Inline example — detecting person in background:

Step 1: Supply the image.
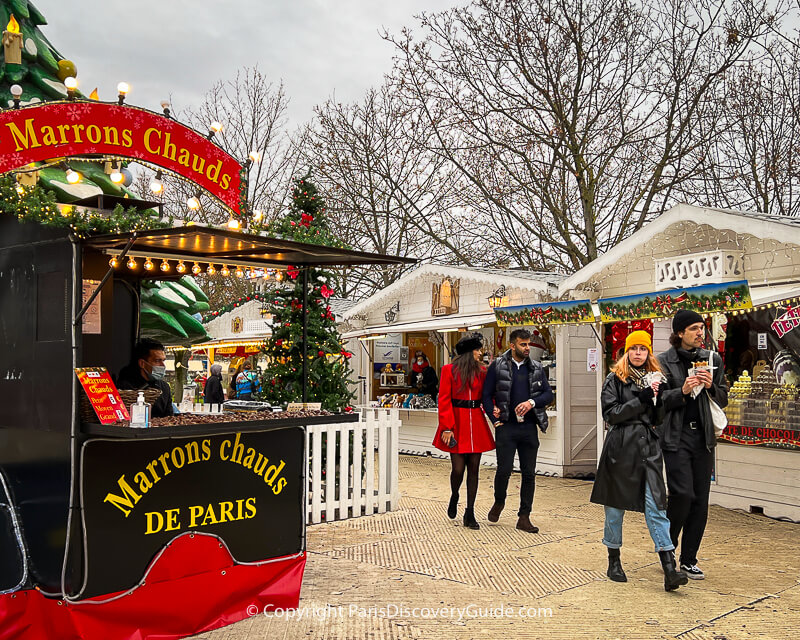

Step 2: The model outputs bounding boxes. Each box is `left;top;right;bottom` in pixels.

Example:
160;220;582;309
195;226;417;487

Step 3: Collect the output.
412;350;439;398
433;334;494;530
482;329;552;533
117;338;174;417
228;363;242;400
203;364;225;405
658;310;728;581
590;330;689;591
235;361;261;400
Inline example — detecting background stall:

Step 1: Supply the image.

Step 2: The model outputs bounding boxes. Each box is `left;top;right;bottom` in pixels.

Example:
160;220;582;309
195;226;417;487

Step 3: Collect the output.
558;203;800;520
341;265;596;477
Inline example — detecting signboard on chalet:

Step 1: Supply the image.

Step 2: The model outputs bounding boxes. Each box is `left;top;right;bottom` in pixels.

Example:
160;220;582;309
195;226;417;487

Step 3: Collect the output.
431;277;459;317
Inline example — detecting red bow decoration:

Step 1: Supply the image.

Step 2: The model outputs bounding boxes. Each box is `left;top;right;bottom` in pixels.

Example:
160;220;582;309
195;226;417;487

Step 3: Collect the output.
320;285;334;299
287;266;299;280
300;213;314;228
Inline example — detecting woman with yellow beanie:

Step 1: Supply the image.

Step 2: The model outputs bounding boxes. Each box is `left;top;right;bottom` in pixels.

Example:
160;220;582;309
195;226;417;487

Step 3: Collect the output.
590;330;689;592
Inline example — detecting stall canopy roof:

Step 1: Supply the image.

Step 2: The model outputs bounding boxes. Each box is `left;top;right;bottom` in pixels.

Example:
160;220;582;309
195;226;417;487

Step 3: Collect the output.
85;226;417;268
342;313;497;339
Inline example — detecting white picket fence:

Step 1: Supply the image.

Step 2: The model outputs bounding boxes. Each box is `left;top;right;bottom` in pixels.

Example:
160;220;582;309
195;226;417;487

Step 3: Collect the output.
306;409;400;524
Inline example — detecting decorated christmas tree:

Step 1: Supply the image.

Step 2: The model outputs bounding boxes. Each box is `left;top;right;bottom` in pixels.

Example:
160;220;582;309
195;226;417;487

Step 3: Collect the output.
0;0;75;105
258;177;354;411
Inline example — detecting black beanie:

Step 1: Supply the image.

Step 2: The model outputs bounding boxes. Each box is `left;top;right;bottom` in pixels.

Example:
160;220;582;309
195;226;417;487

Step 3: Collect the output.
672;309;704;334
455;333;483;355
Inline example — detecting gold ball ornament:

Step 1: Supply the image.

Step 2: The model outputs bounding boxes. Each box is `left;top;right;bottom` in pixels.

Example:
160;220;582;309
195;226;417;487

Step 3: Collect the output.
57;60;78;82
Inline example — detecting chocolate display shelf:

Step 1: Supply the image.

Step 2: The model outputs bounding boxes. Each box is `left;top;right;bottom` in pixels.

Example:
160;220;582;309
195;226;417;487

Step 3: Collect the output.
81;411;358;439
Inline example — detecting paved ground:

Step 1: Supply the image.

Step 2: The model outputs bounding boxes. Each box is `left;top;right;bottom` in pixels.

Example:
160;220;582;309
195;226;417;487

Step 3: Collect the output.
194;454;800;639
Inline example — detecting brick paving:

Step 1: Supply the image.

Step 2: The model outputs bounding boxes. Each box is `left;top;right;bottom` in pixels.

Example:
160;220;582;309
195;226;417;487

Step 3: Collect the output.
193;455;800;639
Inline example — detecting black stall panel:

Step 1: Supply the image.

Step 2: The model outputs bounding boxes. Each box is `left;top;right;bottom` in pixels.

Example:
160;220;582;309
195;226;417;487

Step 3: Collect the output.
0;217;74;592
78;426;305;598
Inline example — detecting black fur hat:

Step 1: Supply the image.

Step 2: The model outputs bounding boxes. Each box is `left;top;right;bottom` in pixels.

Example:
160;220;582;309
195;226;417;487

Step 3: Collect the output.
455;333;483;355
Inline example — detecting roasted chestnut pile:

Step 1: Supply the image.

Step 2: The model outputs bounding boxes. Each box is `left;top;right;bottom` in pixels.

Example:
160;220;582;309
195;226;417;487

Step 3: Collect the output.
150;409;332;427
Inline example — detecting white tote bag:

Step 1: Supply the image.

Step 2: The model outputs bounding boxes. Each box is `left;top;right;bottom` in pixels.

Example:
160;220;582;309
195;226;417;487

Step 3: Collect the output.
706;390;728;437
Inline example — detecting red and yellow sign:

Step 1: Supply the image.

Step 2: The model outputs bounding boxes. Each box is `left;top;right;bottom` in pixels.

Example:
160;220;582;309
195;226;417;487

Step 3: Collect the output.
75;367;130;424
0;102;244;213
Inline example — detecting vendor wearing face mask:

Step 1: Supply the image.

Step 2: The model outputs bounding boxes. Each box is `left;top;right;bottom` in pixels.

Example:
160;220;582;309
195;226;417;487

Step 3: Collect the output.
117;338;175;417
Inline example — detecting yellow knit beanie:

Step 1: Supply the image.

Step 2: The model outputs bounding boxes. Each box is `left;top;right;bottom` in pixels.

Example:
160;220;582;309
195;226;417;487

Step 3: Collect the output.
624;330;652;353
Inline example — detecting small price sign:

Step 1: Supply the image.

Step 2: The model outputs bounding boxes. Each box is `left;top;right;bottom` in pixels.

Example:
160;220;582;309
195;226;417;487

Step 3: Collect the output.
75;367;130;424
287;402;323;412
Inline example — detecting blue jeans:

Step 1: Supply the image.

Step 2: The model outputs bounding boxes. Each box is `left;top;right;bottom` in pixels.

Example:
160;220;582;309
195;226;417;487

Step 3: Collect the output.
603;483;675;552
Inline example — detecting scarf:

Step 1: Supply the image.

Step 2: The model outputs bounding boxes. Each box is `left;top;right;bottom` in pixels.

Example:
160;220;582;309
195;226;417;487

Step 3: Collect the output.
676;347;698;364
629;365;649;389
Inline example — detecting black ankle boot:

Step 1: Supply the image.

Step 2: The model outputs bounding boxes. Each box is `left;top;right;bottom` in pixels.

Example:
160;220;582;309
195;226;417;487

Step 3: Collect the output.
463;508;480;530
659;550;689;591
606;548;627;582
447;494;458;519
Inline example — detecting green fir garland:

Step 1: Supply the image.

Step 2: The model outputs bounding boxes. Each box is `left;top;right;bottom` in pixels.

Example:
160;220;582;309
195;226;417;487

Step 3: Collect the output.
0;175;167;238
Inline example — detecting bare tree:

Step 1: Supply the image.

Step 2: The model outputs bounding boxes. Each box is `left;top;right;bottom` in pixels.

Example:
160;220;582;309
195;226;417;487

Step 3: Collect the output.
387;0;780;272
134;67;302;228
686;45;800;216
307;85;490;297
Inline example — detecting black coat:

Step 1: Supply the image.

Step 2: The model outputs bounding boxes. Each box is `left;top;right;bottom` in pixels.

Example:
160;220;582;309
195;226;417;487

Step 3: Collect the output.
590;372;668;513
413;365;439;397
657;348;729;452
203;374;225;404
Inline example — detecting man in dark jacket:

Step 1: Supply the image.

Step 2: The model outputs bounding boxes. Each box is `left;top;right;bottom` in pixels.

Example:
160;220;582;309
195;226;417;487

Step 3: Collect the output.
482;328;553;533
117;338;174;418
657;310;728;581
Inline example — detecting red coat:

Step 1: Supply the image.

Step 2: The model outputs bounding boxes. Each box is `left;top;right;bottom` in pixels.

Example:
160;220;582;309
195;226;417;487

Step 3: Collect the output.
433;364;495;454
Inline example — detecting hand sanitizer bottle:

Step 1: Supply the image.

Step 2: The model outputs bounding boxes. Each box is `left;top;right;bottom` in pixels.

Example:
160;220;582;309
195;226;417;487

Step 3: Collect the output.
130;391;151;428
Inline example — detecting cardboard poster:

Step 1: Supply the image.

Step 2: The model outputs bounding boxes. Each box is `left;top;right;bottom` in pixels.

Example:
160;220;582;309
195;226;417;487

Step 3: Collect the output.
82;279;102;334
75;367;130;424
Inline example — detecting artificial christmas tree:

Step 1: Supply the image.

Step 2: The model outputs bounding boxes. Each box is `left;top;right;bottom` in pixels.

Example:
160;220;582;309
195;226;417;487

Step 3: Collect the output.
259;177;355;411
0;0;140;202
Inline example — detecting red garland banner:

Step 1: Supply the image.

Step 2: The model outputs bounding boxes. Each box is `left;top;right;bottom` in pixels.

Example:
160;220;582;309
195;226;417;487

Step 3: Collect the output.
0;102;244;214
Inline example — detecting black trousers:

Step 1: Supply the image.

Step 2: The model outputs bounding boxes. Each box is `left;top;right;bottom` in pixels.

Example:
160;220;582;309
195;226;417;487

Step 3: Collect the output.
493;422;539;516
663;426;714;566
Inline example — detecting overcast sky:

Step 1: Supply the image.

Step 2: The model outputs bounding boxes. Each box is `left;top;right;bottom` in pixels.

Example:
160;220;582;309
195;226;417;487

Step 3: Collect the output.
33;0;459;127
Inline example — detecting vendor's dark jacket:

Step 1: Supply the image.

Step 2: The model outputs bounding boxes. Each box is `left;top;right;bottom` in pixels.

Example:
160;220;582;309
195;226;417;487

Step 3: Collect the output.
413;365;439;397
116;364;174;418
203;373;225;405
482;349;552;431
657;348;728;452
590;372;667;512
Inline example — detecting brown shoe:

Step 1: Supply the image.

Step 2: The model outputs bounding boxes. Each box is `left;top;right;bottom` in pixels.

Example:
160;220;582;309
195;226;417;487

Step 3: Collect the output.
516;515;539;533
487;502;504;522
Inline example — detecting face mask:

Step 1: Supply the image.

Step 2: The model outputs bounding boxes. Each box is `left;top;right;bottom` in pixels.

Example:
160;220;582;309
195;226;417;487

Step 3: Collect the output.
149;365;166;381
417;359;424;365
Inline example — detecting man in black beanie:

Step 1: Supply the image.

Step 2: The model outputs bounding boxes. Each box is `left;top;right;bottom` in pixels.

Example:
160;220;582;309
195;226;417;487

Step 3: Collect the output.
657;309;728;581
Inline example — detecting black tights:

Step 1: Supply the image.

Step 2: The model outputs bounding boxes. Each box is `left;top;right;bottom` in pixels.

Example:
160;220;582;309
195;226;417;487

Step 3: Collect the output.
450;453;482;509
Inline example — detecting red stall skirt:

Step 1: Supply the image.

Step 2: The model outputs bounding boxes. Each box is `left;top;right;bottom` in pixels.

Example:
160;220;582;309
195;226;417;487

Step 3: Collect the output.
0;534;306;640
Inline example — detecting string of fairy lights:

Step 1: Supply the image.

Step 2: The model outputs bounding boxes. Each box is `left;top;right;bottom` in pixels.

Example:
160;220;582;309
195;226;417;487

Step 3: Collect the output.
106;253;287;281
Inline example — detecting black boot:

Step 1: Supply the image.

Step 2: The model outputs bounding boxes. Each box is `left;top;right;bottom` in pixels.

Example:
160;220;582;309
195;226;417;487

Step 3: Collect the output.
606;548;627;582
447;494;458;519
659;550;689;591
463;508;480;530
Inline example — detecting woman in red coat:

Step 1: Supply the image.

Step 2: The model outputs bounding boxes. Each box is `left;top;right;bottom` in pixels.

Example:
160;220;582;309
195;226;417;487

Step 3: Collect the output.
433;333;495;530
